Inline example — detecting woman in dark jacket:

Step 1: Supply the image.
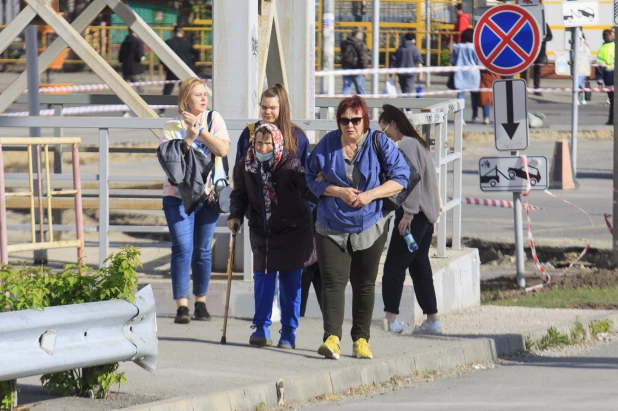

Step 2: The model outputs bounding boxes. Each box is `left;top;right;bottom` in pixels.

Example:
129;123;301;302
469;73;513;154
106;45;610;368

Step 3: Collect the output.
228;123;317;349
237;84;320;320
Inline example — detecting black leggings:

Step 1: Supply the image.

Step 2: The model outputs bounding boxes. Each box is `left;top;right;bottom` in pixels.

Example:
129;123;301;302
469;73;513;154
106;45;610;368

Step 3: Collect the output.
382;210;437;315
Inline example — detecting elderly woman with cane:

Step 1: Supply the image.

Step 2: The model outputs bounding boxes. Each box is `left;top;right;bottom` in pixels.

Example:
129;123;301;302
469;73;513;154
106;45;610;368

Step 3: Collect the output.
227;123;317;349
306;96;409;360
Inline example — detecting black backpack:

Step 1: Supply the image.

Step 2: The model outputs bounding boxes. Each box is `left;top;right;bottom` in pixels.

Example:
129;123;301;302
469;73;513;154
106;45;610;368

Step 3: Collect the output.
341;39;359;68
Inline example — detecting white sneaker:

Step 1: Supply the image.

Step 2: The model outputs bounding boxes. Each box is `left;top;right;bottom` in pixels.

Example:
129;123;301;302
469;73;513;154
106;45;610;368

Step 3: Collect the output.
413;319;443;335
271;299;281;323
122;112;131;118
388;319;405;334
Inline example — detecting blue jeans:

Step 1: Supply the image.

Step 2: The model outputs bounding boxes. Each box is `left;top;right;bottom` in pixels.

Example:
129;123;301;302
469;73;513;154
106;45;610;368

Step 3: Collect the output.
342;75;366;95
162;196;219;300
253;269;302;330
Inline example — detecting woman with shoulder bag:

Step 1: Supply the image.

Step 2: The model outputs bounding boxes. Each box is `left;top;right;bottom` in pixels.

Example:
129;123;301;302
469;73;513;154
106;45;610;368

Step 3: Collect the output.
379;104;442;335
306;96;409;360
227;123;317;349
158;77;230;325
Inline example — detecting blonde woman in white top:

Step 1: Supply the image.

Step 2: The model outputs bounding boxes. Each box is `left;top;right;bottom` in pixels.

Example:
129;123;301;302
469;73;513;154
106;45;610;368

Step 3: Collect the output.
379;104;442;335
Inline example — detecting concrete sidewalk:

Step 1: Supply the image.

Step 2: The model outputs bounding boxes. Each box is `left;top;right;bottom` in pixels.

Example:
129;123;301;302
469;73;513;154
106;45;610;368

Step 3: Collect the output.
18;306;618;411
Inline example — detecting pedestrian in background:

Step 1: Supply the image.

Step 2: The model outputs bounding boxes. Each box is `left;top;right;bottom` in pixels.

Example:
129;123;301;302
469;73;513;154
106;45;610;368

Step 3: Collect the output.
390;32;424;95
471;70;499;124
379;104;442;335
228;123;317;349
450;28;480;123
530;24;552;96
236;84;319;321
158;78;230;324
306;96;409;360
596;29;615;125
160;26;193;114
118;30;145;94
340;28;370;95
454;4;470;43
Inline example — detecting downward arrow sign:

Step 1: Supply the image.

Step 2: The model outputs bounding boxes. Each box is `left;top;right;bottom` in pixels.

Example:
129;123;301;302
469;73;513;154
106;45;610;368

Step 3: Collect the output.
502;80;519;140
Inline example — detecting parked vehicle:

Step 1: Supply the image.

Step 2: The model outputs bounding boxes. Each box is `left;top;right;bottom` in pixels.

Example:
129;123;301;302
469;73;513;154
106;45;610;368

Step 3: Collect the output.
508;165;541;185
481;167;500;187
578;7;595;20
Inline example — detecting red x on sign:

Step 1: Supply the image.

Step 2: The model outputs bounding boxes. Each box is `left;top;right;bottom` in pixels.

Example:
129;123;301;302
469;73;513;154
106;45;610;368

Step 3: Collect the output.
474;5;541;76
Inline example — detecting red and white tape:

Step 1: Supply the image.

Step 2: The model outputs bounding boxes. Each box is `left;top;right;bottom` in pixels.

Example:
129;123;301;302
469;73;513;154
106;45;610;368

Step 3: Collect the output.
2;104;177;117
605;213;613;235
317;86;614;99
522;155;595;292
460;196;544;211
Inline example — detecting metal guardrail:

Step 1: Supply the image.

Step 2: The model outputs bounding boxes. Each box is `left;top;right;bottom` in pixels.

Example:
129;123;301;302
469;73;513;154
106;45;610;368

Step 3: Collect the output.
0;284;158;381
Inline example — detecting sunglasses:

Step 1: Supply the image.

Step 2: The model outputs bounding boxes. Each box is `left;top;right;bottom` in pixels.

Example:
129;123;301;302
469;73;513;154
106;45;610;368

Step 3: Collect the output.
338;117;362;126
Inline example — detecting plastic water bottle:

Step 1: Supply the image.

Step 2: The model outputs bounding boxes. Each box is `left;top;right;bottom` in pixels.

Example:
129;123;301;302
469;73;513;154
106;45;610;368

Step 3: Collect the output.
416;86;423;99
403;229;419;253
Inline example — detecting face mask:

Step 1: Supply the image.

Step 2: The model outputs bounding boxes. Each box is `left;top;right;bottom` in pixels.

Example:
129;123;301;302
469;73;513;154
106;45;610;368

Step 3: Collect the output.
255;150;275;163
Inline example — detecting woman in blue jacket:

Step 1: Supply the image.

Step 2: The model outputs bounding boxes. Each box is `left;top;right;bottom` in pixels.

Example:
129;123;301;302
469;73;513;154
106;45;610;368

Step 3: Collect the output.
306;96;409;360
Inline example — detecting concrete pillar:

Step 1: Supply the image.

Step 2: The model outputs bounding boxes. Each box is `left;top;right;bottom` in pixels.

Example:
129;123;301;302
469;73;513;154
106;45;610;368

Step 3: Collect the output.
212;0;259;278
277;0;315;133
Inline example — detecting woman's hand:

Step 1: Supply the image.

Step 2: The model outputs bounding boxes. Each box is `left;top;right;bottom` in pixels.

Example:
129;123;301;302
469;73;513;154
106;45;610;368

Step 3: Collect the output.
227;218;241;234
315;172;325;182
181;111;200;136
338;187;361;207
398;215;412;236
350;191;373;208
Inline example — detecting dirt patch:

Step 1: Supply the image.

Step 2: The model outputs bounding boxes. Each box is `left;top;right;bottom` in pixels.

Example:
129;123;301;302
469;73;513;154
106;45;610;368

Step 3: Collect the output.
471;238;618;309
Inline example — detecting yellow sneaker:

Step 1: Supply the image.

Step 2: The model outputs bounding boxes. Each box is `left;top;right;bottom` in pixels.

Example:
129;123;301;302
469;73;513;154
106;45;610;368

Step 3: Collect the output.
353;338;373;359
317;335;340;360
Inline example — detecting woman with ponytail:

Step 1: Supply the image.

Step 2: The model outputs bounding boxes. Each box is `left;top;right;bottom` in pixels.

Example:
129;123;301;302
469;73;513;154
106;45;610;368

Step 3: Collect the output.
378;104;443;336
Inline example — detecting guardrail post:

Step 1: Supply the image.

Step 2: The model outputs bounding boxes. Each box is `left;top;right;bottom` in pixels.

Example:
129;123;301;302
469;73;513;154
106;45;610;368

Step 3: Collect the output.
452;107;463;249
99;128;109;267
435;116;447;257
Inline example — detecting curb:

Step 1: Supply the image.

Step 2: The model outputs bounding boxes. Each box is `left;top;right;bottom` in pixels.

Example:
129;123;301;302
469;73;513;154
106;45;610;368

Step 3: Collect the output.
121;313;618;411
121;338;496;411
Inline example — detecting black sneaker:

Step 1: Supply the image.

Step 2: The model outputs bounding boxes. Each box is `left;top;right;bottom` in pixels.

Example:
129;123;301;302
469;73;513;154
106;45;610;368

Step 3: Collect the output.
174;306;191;324
193;302;211;321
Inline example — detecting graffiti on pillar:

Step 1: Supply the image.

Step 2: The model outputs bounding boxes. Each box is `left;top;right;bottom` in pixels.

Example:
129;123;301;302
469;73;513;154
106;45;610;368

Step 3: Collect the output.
251;36;258;58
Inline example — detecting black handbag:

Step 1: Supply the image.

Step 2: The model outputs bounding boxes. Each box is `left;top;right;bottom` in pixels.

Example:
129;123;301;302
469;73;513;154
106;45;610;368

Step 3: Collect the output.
371;131;421;212
584;80;592;101
209;178;232;214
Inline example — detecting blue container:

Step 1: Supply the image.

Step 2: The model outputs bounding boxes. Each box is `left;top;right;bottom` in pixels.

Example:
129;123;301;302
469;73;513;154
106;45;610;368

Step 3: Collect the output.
416;86;423;99
403;229;419;253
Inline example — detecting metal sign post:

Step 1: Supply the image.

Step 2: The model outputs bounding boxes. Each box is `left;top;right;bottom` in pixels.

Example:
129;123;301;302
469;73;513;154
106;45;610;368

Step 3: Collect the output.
474;4;543;288
570;26;580;179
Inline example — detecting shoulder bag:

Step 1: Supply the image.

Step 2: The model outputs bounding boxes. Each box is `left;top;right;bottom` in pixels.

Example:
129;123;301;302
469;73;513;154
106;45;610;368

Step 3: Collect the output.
371;130;421;212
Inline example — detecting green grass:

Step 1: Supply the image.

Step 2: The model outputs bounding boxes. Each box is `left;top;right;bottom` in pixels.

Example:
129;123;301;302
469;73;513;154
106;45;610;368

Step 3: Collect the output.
589;319;613;335
484;286;618;309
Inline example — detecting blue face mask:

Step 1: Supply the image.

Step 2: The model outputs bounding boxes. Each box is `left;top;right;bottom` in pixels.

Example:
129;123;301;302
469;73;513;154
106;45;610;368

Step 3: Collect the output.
255;150;275;163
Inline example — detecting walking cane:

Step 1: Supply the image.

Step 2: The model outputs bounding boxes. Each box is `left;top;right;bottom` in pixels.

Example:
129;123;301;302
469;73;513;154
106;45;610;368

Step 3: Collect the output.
221;223;239;345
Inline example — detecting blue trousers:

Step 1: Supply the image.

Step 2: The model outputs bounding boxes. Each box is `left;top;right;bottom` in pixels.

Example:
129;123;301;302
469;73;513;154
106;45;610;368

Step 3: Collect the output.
342;75;366;95
162;196;219;299
253;270;302;330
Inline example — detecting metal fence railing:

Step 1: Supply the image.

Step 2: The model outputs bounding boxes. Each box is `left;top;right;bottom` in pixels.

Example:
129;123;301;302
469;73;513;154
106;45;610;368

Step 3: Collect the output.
0;101;462;277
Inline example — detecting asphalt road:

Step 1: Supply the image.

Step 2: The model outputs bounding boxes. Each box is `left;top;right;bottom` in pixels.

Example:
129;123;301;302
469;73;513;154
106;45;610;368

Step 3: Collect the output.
302;341;618;411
